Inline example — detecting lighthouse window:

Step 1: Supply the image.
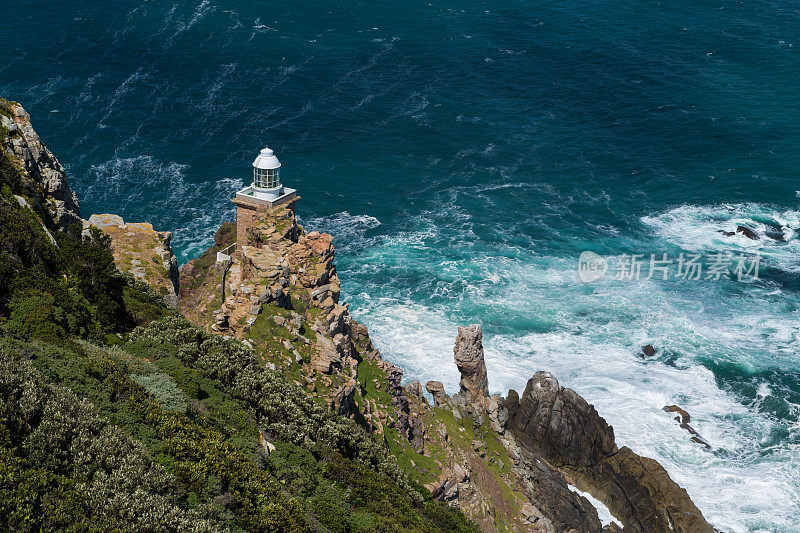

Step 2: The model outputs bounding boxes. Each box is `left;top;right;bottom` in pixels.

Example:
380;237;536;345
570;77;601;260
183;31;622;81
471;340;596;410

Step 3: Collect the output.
254;168;281;189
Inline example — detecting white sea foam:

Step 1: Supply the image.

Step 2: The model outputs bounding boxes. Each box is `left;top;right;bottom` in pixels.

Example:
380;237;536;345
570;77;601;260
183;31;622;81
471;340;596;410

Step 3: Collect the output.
304;212;381;253
333;201;800;532
642;203;800;273
568;484;622;529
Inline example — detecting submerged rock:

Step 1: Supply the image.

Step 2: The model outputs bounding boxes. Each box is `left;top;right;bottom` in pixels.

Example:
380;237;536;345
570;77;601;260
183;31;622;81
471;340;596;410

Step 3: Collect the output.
663;405;711;449
735;225;759;240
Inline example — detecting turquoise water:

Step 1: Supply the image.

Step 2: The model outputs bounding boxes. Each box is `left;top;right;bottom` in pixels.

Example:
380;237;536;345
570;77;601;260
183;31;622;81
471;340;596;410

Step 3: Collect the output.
3;1;800;530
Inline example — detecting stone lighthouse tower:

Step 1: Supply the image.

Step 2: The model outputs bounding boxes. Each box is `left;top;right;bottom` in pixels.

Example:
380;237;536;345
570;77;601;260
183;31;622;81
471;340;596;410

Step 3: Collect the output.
232;145;298;251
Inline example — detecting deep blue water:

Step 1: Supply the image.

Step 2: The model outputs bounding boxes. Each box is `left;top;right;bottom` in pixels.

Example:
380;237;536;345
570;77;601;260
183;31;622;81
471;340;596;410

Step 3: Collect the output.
3;1;800;530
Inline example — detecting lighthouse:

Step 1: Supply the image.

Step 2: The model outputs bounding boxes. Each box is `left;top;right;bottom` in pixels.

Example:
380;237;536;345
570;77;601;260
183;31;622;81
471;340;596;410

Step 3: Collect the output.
232;145;298;251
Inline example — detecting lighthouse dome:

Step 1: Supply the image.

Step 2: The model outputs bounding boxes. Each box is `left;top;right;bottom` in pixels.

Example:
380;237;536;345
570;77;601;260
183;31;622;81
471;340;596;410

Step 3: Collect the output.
252;146;282;191
252;146;281;170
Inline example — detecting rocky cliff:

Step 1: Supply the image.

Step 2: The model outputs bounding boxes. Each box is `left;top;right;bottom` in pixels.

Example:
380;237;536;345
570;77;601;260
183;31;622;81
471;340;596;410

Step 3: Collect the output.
0;98;81;232
83;213;180;306
505;372;712;532
177;205;714;533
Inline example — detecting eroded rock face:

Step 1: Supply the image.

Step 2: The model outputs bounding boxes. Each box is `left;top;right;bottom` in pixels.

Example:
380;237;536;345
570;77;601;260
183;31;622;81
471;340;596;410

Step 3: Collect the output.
331;379;357;417
0;100;81;231
312;333;342;373
454;324;489;402
404;379;424;402
506;372;713;533
425;381;449;407
509;372;616;468
510;444;604;533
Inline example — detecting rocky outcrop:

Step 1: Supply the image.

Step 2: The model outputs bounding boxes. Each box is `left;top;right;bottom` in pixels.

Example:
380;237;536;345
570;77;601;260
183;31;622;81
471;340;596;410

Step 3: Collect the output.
663;405;711;449
180;198;715;533
0;99;81;231
404;379;425;402
506;372;713;533
454;324;489;402
425;381;449;407
426;463;469;503
84;214;180;306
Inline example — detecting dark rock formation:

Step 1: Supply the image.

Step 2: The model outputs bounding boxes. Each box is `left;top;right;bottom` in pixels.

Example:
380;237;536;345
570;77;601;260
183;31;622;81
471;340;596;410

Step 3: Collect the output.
641;344;656;357
735;225;759;240
510;444;604;532
663;405;711;449
765;230;786;241
507;372;713;533
454;324;489;402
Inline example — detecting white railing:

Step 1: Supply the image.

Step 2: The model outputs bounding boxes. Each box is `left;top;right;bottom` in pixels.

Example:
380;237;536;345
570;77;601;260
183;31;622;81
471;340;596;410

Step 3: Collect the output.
216;242;236;262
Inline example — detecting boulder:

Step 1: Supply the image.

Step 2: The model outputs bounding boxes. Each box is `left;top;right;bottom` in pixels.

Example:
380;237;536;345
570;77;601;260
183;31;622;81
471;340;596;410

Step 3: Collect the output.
641;344;656;357
425;381;449;407
453;324;489;402
403;379;425;402
735;225;759;240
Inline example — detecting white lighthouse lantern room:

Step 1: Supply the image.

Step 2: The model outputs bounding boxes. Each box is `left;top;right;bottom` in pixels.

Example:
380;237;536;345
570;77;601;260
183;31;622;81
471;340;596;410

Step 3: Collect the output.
252;146;282;193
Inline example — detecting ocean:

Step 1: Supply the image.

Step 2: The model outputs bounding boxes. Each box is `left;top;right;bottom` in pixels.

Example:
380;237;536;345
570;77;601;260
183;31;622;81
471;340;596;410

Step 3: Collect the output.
2;1;799;530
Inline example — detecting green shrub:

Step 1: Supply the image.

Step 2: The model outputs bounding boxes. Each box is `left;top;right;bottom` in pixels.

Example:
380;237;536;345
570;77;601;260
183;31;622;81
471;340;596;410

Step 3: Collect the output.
5;283;97;341
133;372;187;413
0;342;228;532
129;317;416;498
